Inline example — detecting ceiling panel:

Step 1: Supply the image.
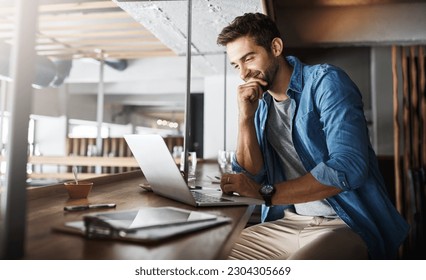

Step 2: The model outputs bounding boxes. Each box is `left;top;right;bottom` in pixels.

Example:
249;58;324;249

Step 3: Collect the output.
0;0;176;60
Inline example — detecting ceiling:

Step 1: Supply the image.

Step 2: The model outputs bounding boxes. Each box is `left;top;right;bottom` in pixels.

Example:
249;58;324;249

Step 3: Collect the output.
0;0;176;60
1;0;424;61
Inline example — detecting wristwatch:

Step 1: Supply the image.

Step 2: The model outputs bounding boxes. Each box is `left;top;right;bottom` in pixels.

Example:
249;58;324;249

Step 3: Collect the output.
259;184;276;206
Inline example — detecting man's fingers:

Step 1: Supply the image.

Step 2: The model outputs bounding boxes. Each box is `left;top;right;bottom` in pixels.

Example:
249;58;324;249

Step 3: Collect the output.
238;83;263;101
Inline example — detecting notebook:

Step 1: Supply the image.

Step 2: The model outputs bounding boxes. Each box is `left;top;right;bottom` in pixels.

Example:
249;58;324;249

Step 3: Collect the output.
124;134;263;207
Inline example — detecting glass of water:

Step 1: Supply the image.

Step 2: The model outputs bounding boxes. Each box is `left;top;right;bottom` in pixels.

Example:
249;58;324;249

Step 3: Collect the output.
180;151;197;184
217;150;235;174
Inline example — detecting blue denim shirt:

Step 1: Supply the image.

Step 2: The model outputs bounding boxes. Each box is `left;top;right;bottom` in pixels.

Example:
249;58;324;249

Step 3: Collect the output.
232;56;409;259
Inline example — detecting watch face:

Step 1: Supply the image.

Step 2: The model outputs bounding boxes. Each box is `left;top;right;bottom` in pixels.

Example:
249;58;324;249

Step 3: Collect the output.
261;184;275;195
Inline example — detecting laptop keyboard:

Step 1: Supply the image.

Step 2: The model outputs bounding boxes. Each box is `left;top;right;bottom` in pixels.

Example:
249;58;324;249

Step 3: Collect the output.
191;191;232;203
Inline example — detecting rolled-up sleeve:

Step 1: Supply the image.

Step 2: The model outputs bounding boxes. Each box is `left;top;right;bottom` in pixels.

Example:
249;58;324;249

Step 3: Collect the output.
310;162;351;191
232;153;266;183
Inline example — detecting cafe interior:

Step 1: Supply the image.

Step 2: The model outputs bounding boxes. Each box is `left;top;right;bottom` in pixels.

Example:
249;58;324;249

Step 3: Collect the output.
0;0;425;260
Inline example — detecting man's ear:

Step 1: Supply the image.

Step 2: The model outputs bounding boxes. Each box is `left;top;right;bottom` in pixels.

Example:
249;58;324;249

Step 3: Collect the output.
271;38;283;57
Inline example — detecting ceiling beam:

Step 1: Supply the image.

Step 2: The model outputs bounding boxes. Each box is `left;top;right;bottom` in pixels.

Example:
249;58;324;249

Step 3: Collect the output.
0;0;176;60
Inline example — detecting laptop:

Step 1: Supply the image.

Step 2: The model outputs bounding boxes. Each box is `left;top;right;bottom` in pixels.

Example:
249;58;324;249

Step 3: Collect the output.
124;134;263;207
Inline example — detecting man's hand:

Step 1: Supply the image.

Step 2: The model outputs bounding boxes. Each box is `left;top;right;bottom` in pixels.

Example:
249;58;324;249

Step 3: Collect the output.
220;173;263;200
237;76;268;120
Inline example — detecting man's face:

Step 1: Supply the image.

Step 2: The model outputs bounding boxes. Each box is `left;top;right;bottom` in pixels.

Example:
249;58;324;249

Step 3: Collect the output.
227;36;279;91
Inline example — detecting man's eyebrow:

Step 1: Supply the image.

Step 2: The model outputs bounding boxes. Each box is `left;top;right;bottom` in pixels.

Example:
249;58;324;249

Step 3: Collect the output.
230;51;256;66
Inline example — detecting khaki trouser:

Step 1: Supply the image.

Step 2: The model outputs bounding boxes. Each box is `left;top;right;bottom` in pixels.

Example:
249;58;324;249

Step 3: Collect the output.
229;210;369;260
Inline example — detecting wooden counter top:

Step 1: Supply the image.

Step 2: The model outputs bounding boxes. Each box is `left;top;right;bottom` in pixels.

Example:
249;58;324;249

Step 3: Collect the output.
24;163;255;260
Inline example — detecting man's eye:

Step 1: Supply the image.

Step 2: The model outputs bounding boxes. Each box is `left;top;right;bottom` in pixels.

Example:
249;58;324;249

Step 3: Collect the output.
245;56;253;63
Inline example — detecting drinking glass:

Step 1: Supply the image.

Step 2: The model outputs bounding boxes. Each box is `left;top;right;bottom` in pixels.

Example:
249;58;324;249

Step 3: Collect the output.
180;151;197;184
172;145;183;161
217;150;235;174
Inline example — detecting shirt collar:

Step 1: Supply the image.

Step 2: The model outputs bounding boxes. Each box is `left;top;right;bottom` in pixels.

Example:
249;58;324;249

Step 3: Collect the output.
285;56;303;94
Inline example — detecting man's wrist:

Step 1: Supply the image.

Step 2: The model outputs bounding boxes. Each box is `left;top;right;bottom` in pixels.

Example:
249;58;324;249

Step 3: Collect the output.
259;183;276;207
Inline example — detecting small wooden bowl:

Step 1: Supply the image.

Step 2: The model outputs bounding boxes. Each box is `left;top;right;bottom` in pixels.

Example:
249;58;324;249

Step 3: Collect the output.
64;181;93;199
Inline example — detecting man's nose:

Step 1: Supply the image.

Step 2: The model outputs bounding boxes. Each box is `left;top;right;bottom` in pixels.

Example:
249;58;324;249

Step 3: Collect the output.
240;66;251;81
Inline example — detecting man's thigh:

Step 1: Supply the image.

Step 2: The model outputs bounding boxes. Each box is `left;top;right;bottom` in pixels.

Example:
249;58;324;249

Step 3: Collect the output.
228;213;313;259
289;216;368;259
228;212;368;260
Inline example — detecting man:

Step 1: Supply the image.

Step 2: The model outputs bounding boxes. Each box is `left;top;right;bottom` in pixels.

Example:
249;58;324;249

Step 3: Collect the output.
217;12;409;260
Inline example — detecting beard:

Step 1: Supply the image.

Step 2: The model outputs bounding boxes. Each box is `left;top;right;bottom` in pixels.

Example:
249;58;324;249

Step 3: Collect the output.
262;58;280;91
245;57;280;92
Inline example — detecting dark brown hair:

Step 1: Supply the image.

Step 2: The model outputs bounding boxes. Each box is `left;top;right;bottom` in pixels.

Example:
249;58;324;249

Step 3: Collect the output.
217;12;282;51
